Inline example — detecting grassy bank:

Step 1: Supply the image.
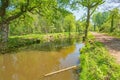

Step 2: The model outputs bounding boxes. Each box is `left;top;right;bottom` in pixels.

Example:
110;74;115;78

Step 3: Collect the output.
79;34;120;80
108;31;120;38
1;32;81;53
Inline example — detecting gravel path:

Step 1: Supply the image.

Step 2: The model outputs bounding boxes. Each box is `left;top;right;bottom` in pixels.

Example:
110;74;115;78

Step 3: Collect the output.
92;32;120;63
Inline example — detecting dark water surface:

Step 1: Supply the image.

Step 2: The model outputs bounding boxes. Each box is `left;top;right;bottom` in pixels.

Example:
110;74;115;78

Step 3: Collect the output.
0;39;84;80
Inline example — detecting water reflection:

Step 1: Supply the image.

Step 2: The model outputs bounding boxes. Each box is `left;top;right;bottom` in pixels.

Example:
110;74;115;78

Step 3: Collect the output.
21;38;80;51
0;38;84;80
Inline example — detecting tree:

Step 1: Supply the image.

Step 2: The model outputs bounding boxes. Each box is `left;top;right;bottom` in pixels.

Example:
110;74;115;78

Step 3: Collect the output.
110;8;119;32
57;0;105;41
0;0;57;48
52;8;72;33
77;0;104;41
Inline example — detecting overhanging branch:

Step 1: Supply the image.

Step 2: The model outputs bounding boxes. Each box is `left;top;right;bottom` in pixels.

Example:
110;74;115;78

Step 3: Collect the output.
0;6;37;24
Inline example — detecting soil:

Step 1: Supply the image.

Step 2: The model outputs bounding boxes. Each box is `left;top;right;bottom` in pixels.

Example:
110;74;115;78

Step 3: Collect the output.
92;32;120;63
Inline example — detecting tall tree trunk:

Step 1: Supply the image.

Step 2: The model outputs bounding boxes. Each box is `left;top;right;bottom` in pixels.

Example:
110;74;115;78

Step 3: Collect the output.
94;24;96;31
110;15;114;32
83;8;90;42
0;23;9;50
68;24;71;43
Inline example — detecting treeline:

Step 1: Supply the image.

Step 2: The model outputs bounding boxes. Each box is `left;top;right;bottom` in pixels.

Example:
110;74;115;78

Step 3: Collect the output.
92;8;120;33
9;10;83;35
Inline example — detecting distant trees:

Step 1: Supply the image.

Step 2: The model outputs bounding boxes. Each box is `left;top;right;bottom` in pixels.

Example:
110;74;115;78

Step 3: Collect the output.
92;8;120;33
110;8;120;32
9;9;77;35
92;12;109;31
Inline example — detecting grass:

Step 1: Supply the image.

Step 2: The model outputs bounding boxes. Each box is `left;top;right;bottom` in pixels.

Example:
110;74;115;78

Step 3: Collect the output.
79;33;120;80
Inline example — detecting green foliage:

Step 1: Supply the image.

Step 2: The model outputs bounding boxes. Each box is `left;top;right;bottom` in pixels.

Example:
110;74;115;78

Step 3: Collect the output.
8;0;57;35
92;8;120;33
76;0;105;42
0;0;57;21
64;14;76;32
76;20;85;33
9;13;78;35
109;31;120;38
92;12;109;31
80;35;120;80
9;6;78;35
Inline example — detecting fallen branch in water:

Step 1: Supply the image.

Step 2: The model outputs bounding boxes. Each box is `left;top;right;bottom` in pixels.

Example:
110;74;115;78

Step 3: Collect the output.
39;65;78;79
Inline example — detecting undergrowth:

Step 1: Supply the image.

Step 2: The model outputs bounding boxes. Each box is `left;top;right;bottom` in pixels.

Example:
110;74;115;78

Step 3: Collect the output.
109;31;120;38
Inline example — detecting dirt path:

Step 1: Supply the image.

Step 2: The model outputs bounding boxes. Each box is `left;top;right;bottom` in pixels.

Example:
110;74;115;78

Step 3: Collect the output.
92;32;120;63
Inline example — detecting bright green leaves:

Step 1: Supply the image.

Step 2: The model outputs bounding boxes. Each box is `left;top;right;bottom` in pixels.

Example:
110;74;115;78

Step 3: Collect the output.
64;14;76;32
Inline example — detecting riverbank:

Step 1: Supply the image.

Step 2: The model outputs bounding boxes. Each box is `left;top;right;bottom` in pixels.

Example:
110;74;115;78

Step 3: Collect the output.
79;34;120;80
0;35;83;80
0;32;82;54
92;32;120;63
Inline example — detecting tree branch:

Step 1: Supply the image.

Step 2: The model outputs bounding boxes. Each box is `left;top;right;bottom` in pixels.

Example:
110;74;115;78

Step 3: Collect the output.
0;6;36;24
90;1;105;8
90;6;97;16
